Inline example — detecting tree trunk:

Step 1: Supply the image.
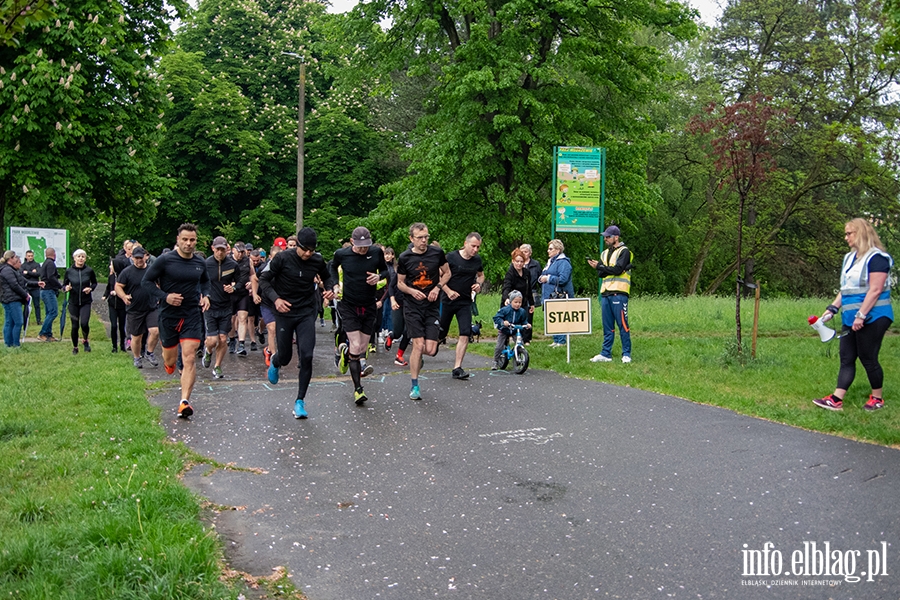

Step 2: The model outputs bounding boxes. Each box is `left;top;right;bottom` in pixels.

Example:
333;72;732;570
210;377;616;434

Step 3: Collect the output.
685;227;715;295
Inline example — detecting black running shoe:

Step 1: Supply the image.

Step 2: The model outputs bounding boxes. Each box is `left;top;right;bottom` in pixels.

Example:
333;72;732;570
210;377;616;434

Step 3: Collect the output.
452;367;470;380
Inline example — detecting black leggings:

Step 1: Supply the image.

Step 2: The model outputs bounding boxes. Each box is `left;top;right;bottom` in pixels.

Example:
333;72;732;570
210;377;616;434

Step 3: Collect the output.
108;304;127;349
390;307;410;352
69;303;91;347
837;316;892;391
273;311;317;400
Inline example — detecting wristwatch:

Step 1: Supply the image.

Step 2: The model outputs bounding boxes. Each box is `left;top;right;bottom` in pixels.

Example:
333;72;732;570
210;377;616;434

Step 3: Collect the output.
855;312;867;320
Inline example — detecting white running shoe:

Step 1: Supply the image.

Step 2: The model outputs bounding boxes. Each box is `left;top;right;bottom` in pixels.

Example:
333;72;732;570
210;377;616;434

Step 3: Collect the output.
590;354;613;362
622;356;632;363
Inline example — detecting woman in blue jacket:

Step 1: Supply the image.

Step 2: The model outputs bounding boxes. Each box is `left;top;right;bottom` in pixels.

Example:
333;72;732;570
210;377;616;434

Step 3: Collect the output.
538;239;574;347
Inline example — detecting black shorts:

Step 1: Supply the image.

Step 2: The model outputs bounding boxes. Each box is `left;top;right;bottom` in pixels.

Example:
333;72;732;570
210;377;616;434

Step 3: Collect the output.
205;309;232;336
158;310;204;348
439;298;473;337
247;299;261;319
337;302;378;336
402;300;441;341
126;309;158;338
232;293;251;313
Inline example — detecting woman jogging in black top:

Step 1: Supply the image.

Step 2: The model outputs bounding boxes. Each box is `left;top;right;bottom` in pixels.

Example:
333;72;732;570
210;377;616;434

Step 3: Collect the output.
63;249;98;354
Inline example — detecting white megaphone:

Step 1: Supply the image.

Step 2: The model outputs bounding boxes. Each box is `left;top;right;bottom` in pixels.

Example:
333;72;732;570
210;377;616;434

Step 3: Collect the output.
808;315;836;342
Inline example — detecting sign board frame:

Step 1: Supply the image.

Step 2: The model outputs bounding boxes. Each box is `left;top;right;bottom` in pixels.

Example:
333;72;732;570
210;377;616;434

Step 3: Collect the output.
6;227;70;268
543;297;593;336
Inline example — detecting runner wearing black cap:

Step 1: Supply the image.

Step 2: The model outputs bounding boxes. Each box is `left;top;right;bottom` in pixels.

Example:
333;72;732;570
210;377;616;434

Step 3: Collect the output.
329;226;388;406
203;236;239;379
259;227;335;419
115;247;160;368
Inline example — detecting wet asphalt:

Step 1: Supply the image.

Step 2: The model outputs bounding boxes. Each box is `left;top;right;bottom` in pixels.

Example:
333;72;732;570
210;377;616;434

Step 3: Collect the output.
97;298;900;599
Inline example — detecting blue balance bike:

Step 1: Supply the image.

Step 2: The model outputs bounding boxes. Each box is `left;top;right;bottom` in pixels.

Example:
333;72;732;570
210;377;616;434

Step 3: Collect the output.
497;325;530;374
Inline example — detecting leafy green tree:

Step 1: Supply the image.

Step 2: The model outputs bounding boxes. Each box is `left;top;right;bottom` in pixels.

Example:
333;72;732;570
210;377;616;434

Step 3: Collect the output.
148;0;401;251
657;0;900;297
1;0;54;47
0;0;185;253
351;0;698;287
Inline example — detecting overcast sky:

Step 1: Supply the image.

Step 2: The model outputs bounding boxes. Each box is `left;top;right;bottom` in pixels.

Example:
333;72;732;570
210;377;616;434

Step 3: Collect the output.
325;0;723;26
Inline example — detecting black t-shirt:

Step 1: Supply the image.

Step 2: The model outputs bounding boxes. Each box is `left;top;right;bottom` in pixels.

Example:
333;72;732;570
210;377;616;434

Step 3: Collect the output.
141;251;210;319
868;254;890;273
397;246;446;306
258;250;334;318
330;246;388;306
443;250;483;301
118;265;157;313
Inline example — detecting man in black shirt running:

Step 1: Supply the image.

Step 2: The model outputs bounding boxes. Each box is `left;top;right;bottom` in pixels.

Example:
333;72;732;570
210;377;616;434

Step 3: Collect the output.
116;247;160;369
259;227;335;419
141;223;211;418
396;222;450;401
330;227;388;406
439;232;485;380
203;236;239;379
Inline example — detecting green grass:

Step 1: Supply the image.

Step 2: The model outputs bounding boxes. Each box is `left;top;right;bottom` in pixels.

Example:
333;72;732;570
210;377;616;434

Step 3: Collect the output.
0;314;243;599
0;294;897;597
466;294;900;447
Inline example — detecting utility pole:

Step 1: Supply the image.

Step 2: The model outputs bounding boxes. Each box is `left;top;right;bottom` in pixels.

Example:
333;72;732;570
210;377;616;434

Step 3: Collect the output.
282;52;305;230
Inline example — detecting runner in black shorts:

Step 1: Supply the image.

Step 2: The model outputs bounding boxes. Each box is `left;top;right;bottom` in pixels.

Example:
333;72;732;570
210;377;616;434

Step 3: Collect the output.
203;236;239;379
438;232;485;380
253;242;284;367
115;247;160;369
396;222;450;401
330;227;388;406
259;227;335;419
141;223;210;418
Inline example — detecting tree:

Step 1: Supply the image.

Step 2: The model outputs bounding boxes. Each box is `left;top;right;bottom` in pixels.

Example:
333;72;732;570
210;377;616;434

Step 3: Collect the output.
350;0;698;286
688;95;787;352
658;0;900;297
148;0;401;251
0;0;186;252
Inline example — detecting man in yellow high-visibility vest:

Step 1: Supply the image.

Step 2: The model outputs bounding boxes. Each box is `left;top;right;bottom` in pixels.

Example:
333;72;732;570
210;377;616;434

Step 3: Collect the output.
587;225;632;363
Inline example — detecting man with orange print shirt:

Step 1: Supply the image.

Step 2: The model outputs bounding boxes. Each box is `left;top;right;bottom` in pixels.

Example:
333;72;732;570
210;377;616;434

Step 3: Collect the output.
396;222;450;401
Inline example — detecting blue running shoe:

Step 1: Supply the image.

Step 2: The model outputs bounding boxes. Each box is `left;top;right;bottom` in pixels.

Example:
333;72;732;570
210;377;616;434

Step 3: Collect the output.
268;360;280;385
409;385;421;400
293;399;308;419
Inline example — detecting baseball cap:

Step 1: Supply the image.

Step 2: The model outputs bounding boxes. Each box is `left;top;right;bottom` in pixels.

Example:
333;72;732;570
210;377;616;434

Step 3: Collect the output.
273;237;287;249
602;225;621;237
131;247;147;257
351;226;373;248
296;227;318;250
212;236;228;249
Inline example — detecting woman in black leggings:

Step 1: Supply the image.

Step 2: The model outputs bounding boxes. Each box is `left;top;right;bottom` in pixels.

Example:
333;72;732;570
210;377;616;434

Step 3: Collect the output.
63;249;98;354
813;218;894;412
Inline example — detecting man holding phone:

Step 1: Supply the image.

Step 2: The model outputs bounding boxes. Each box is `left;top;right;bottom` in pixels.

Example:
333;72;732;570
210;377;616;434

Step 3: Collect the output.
587;225;633;363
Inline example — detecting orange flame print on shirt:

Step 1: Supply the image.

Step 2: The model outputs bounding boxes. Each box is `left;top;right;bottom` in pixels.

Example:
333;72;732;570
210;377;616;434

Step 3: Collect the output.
411;262;433;289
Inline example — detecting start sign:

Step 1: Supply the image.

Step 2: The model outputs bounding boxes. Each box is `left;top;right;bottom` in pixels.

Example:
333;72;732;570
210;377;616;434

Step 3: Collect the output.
543;298;592;335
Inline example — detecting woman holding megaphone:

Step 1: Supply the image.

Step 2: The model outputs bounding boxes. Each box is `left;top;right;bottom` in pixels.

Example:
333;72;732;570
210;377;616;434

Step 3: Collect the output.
813;219;894;412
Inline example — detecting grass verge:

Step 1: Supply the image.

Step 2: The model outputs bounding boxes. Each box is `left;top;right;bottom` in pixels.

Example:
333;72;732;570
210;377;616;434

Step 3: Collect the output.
0;314;244;599
466;294;900;447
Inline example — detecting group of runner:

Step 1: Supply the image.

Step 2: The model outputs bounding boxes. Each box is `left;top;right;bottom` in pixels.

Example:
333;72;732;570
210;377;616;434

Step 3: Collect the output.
135;221;487;420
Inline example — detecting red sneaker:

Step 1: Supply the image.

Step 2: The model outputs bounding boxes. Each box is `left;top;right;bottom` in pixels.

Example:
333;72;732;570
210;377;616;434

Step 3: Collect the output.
264;347;272;367
864;395;884;411
164;363;176;375
812;396;843;411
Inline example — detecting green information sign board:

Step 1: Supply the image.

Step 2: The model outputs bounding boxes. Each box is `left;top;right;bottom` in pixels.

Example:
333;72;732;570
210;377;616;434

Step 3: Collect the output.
552;146;606;234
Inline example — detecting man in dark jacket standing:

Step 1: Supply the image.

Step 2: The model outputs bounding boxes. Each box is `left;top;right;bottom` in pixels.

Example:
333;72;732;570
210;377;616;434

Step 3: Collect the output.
38;247;62;341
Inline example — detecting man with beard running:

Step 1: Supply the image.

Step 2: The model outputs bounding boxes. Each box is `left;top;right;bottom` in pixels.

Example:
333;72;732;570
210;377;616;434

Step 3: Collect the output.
259;227;335;419
141;223;210;418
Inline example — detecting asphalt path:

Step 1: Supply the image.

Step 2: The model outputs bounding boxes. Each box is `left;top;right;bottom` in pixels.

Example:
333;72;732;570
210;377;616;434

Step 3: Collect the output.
98;300;900;599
